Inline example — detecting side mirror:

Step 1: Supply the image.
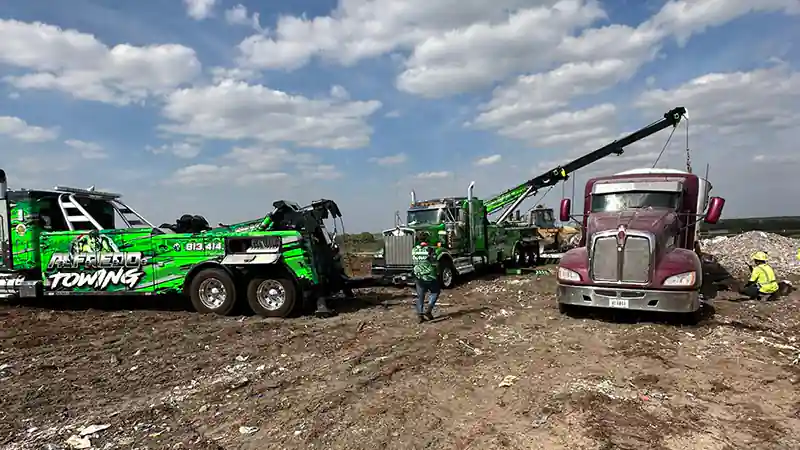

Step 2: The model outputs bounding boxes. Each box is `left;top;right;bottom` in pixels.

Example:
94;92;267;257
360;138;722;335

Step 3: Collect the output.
559;198;572;222
704;197;725;224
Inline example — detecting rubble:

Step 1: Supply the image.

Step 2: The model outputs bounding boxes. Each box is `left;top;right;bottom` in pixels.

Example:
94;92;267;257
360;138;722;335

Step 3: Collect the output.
701;231;800;278
1;255;800;449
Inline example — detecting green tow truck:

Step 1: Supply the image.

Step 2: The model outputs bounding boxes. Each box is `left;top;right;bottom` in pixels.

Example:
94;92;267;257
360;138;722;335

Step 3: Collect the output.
0;170;365;318
370;107;688;288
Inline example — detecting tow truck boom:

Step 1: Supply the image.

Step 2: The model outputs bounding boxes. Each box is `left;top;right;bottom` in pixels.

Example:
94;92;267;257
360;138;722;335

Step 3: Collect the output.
487;107;687;223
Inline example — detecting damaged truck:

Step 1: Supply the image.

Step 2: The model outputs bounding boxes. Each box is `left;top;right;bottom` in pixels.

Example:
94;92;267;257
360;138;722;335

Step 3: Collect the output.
556;165;725;324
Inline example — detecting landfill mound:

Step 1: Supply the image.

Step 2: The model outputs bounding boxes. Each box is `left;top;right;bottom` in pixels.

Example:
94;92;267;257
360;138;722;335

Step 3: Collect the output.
701;231;800;278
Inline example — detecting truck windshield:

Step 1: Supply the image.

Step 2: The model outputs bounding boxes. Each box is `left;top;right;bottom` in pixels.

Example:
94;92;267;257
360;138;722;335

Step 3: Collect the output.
532;209;555;228
591;191;680;212
407;209;440;224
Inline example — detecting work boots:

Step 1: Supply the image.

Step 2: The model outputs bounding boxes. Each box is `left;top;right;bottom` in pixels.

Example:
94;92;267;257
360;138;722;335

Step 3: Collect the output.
315;297;336;318
423;304;435;321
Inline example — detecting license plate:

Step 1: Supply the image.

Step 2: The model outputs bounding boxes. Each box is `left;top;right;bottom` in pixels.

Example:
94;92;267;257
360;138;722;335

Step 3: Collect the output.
609;298;629;308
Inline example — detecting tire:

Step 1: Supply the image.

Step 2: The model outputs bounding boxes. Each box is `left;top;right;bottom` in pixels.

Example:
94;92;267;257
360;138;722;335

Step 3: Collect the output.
511;246;524;268
246;277;297;318
188;268;238;316
525;247;539;267
439;259;457;290
679;308;703;326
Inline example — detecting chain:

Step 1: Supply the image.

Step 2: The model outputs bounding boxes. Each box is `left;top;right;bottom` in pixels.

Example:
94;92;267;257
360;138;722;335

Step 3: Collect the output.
684;117;692;173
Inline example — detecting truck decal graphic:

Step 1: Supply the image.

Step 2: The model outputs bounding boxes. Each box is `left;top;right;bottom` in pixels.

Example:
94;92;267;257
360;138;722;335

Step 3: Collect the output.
47;251;145;290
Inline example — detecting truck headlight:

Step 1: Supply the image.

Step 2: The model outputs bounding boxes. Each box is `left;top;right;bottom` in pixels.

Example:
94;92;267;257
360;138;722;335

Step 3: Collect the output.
663;271;696;286
557;267;581;282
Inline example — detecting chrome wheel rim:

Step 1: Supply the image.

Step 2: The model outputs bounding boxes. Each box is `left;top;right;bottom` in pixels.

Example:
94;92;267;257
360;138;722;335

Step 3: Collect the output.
256;280;286;311
198;278;227;309
442;267;453;287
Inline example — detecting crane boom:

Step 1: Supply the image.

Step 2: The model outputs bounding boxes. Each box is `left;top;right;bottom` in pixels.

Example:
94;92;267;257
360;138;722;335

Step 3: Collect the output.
489;106;687;223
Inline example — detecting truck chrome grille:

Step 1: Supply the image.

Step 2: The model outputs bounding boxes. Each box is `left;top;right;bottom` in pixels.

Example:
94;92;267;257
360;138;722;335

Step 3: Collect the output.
384;234;414;266
591;236;651;283
591;237;619;281
620;236;650;283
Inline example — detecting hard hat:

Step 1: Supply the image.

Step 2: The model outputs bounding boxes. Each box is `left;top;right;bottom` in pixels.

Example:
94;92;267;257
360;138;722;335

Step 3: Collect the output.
751;251;768;261
420;242;428;247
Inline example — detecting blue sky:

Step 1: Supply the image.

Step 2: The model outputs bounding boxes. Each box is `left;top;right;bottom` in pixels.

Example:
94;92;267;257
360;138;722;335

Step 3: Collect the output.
1;0;799;231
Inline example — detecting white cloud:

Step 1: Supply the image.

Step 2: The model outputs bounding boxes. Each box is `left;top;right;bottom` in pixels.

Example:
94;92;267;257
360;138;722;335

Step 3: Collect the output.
474;154;502;166
224;4;261;30
0;19;201;105
184;0;217;20
329;84;349;100
160;79;382;148
168;146;342;187
235;0;574;71
415;171;451;179
370;153;408;166
384;110;402;118
473;58;645;134
0;116;59;142
65;139;108;159
483;103;616;147
305;164;343;180
649;0;799;46
209;66;258;83
232;0;798;100
146;141;201;159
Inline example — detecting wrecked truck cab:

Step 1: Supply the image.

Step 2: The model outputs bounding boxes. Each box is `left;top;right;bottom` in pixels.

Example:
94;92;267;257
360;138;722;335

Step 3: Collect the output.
556;168;725;320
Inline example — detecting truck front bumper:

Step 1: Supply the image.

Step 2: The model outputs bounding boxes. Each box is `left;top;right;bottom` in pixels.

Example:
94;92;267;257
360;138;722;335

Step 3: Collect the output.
557;283;701;313
370;264;415;286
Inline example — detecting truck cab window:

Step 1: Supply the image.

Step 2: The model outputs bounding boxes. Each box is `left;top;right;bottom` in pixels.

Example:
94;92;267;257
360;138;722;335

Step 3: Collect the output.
590;191;680;213
532;209;555;228
407;209;440;225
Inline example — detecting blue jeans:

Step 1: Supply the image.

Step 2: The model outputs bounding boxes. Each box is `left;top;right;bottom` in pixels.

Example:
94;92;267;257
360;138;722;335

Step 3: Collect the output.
415;279;440;314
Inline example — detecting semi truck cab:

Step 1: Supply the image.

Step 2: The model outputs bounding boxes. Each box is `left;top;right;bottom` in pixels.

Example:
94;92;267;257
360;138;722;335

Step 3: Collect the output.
556;168;725;321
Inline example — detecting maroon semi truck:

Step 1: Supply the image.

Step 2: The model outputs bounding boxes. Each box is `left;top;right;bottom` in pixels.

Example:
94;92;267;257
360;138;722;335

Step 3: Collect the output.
556;168;725;323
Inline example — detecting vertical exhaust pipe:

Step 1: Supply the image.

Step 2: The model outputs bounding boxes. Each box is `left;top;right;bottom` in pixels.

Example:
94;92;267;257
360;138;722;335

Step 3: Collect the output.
467;181;475;254
0;169;6;200
410;190;416;204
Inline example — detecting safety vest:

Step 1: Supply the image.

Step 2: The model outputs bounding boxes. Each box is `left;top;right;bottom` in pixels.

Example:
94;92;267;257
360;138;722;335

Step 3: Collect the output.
750;263;779;294
412;245;438;281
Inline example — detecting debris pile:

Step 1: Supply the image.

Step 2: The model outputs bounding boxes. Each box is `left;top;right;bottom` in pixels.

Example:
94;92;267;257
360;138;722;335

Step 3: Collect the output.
701;231;800;278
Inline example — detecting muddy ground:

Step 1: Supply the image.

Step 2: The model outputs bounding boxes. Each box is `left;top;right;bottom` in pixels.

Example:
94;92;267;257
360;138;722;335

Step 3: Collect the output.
1;259;800;450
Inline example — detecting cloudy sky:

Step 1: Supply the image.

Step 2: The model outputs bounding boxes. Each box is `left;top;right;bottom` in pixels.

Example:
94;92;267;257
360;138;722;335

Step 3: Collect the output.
1;0;799;232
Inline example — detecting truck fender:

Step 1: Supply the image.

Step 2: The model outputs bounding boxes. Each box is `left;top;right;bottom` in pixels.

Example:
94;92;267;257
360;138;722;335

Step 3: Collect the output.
436;251;454;263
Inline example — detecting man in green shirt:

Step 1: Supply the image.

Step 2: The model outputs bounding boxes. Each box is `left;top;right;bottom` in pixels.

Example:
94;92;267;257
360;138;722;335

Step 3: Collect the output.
412;237;440;323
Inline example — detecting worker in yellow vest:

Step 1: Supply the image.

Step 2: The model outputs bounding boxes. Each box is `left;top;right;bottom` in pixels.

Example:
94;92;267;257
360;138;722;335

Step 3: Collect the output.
740;251;779;300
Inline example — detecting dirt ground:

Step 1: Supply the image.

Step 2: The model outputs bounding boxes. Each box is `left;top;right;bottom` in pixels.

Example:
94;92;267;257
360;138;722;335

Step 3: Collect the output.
2;259;800;450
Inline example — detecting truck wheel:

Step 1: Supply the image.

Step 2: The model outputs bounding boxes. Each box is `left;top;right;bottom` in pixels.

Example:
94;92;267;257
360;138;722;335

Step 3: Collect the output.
247;277;297;318
679;308;703;326
440;259;457;289
511;246;525;268
525;247;539;267
188;268;238;316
